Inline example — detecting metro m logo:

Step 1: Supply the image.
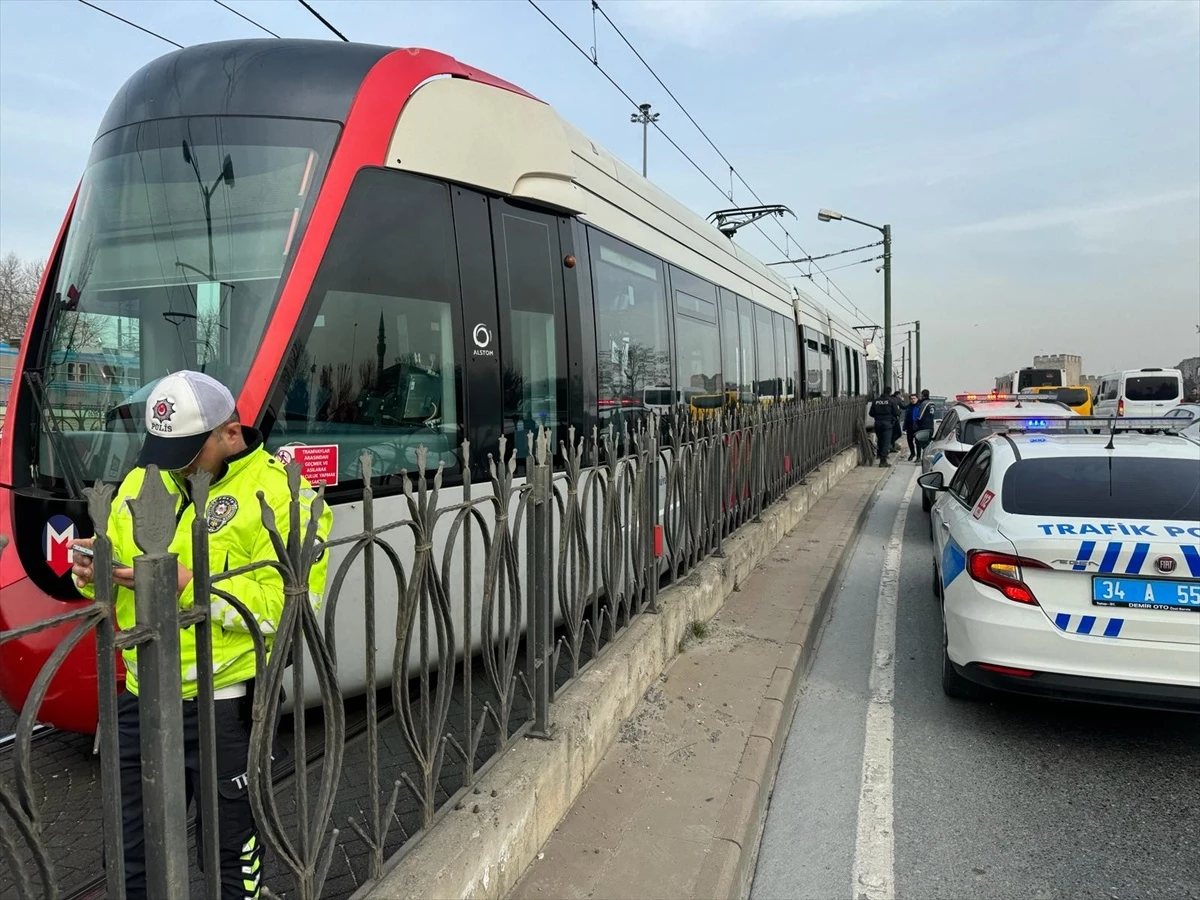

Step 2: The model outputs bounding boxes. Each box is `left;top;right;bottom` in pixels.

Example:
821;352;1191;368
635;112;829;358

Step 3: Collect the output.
42;514;76;577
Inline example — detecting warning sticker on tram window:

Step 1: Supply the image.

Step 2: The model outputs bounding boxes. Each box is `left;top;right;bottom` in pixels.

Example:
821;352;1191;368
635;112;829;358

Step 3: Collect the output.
275;444;339;486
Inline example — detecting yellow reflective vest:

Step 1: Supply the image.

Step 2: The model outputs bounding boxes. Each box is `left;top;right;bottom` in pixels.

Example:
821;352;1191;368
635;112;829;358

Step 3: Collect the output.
81;432;334;698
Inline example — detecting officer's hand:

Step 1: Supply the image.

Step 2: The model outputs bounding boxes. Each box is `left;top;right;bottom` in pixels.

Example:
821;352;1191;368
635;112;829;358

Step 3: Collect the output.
177;563;193;599
69;538;95;588
112;566;135;589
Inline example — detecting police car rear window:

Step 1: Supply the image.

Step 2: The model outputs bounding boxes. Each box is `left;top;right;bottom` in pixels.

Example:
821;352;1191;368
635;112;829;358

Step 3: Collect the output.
1002;457;1200;521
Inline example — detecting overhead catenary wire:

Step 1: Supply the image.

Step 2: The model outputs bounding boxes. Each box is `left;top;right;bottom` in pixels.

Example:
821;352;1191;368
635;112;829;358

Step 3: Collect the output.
214;0;280;38
77;0;183;48
527;1;872;327
297;0;348;41
783;255;884;278
590;0;874;325
767;240;883;266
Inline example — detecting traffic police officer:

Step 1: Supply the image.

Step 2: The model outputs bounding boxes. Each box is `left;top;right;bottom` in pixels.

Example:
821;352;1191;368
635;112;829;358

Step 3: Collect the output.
869;386;902;467
70;370;333;900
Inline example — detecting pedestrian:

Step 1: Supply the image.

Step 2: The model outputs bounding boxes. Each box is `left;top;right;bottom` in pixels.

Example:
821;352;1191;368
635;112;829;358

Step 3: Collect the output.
904;393;919;461
869;385;901;467
70;371;333;900
1189;386;1200;403
914;389;936;460
891;390;905;454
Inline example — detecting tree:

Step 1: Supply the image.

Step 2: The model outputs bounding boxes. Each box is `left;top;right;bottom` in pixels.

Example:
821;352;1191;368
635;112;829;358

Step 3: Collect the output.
0;251;45;344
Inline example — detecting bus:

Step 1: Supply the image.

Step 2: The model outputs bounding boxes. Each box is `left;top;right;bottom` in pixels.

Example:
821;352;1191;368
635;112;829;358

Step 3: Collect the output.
995;367;1065;394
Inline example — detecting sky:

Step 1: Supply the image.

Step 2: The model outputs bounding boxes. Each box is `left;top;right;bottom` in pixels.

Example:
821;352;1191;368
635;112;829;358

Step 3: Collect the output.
0;0;1197;393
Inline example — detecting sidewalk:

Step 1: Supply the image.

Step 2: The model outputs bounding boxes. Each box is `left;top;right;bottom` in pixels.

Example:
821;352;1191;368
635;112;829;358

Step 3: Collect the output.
508;465;888;900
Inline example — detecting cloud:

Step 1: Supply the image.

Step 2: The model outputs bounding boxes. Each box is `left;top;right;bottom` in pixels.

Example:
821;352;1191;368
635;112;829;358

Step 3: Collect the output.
949;187;1200;235
617;0;905;48
1089;0;1200;54
849;35;1056;104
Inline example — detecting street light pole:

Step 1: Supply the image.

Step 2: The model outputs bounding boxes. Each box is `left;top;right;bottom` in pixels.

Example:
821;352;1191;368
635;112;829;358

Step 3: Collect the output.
818;208;893;390
630;103;660;178
907;328;913;395
915;320;921;395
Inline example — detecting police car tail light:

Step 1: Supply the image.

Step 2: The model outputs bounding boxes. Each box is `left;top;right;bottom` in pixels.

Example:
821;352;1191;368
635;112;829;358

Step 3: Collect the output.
966;551;1049;605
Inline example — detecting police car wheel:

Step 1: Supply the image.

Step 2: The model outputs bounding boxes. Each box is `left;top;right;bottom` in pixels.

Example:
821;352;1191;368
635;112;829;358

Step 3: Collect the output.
940;602;984;701
921;488;932;512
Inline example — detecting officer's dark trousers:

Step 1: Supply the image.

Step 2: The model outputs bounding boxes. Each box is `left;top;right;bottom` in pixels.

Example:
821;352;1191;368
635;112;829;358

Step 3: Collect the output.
117;689;262;900
874;422;892;461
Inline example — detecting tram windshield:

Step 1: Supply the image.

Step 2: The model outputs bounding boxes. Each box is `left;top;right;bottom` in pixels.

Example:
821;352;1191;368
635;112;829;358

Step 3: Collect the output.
27;116;338;490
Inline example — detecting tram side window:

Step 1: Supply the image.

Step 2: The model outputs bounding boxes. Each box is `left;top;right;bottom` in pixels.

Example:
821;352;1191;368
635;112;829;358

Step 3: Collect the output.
753;305;777;399
786;318;799;399
589;230;671;424
674;294;722;412
736;296;757;403
270;168;463;484
803;329;824;399
821;340;833;399
719;290;740;403
772;313;790;400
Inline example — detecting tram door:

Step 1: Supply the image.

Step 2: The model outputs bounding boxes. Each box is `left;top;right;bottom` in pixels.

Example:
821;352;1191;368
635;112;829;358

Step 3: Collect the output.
489;201;570;468
452;188;570;476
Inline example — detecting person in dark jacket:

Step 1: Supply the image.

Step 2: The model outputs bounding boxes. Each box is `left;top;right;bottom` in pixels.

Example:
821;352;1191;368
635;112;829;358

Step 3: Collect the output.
869;387;902;466
904;393;920;461
914;389;936;460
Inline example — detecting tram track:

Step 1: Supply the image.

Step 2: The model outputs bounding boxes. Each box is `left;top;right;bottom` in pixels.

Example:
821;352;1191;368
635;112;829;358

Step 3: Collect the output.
0;723;55;756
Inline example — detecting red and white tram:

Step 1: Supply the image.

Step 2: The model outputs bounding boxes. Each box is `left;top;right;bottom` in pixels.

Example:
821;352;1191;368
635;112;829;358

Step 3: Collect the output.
0;39;868;734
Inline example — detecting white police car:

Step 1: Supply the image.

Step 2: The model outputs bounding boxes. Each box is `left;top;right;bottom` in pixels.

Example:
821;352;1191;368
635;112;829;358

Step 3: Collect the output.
920;393;1078;512
919;417;1200;711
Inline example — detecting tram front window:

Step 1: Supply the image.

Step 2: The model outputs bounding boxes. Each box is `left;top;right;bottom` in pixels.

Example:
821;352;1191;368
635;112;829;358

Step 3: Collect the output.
27;116;337;491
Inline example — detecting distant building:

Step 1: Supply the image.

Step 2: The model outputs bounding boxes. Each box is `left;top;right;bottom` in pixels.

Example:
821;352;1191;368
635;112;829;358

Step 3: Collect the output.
1034;353;1082;386
1179;356;1199;396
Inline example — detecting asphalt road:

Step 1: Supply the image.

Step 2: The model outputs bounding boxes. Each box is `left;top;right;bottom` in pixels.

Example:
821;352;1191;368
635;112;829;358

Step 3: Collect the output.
751;465;1200;900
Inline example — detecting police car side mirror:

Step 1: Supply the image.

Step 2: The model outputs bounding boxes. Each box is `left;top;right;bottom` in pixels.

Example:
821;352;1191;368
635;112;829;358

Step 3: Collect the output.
917;471;947;492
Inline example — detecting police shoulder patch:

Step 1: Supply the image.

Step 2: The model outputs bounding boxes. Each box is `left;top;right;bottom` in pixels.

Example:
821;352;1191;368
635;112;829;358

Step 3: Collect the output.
206;495;239;533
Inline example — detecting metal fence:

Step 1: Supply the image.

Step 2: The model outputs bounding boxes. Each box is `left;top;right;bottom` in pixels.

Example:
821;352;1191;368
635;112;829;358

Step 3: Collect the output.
0;397;867;900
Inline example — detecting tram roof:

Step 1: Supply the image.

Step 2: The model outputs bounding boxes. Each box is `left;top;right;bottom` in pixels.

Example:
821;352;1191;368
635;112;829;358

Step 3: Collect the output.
96;39;864;340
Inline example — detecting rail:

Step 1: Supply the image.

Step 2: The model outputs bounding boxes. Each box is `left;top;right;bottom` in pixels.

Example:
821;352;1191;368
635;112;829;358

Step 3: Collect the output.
0;397;867;899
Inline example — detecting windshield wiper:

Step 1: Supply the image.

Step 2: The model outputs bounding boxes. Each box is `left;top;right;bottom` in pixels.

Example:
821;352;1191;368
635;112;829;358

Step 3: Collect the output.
24;369;87;499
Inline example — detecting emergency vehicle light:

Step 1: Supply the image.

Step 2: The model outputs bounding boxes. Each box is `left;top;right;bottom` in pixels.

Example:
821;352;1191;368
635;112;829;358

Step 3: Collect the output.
956;391;1049;403
985;416;1193;434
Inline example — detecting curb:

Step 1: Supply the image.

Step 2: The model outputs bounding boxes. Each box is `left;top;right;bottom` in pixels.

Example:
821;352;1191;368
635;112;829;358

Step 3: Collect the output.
700;465;891;900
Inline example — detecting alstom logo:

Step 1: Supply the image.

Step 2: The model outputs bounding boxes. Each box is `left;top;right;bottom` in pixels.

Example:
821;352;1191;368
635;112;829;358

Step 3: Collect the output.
43;514;76;577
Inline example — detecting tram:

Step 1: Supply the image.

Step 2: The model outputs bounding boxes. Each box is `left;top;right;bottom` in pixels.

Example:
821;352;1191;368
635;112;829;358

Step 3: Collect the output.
0;39;869;734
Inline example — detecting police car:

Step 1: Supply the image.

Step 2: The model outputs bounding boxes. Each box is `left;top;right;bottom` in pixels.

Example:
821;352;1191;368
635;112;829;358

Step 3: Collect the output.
919;417;1200;711
920;392;1078;512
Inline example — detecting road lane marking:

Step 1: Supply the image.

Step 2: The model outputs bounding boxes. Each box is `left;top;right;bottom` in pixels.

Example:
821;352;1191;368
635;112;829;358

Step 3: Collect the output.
852;471;917;900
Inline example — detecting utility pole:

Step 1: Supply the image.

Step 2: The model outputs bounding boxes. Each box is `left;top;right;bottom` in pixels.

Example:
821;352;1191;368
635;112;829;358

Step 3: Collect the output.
915;320;921;395
883;224;892;392
899;346;906;393
630;103;659;178
817;210;892;390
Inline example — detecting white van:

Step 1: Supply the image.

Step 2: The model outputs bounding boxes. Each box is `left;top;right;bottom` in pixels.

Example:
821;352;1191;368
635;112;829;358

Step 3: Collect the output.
1093;368;1183;417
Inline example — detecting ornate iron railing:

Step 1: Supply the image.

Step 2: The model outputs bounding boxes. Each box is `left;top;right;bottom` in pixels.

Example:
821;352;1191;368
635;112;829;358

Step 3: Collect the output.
0;397;867;899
